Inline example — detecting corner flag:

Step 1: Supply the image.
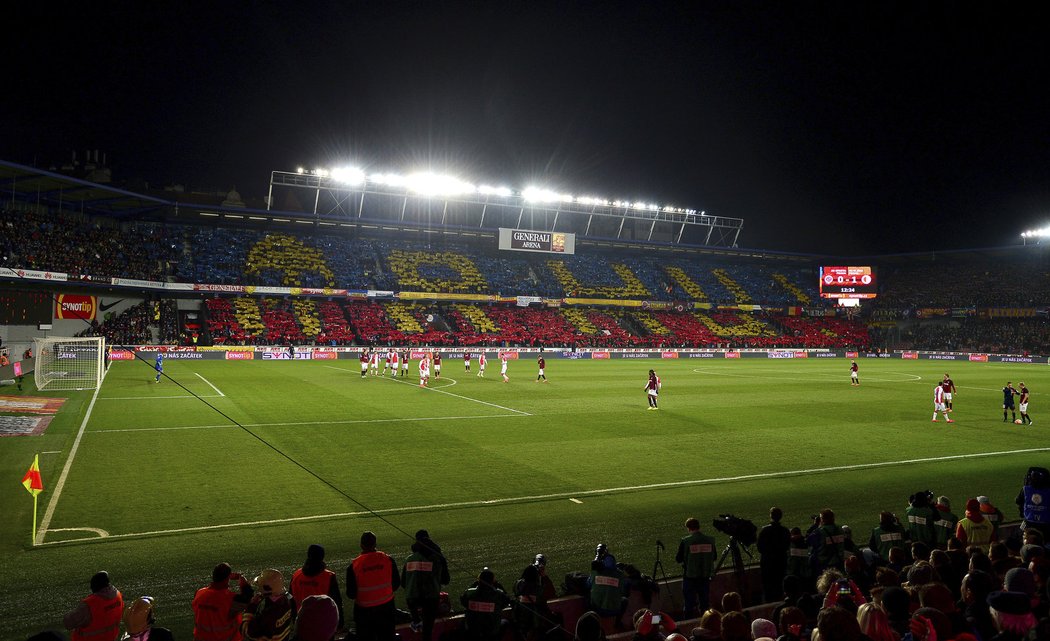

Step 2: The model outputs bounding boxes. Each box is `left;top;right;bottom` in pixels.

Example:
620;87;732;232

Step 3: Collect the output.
21;455;43;496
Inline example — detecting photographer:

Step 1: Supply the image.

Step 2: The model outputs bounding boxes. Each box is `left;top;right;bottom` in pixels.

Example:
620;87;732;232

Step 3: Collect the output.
811;509;846;572
868;512;908;566
756;507;790;602
906;491;938;548
588;545;627;633
675;518;715;617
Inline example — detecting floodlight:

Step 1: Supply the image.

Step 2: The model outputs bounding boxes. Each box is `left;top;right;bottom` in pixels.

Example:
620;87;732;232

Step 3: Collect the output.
370;173;405;187
524;187;570;203
406;172;475;196
479;185;513;197
331;166;365;186
1021;226;1050;238
296;167;305;174
314;168;329;178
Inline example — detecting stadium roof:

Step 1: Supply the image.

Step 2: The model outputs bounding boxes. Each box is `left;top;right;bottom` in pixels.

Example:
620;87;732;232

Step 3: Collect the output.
0;159;171;219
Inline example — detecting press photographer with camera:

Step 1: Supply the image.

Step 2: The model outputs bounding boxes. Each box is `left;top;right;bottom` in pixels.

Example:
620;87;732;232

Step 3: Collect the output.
674;518;715;617
588;544;627;633
811;509;846;572
906;490;938;548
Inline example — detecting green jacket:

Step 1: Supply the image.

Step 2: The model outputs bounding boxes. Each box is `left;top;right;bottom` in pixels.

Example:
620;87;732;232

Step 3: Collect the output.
815;524;845;569
932;507;958;547
868;524;907;561
402;551;442;600
461;584;511;639
906;505;938;546
588;566;626;612
676;530;716;578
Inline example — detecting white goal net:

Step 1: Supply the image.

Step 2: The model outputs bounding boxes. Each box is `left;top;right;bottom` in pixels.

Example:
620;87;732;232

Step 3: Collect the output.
34;337;106;391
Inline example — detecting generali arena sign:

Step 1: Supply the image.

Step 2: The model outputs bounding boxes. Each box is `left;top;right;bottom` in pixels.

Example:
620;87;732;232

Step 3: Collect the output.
55;294;97;320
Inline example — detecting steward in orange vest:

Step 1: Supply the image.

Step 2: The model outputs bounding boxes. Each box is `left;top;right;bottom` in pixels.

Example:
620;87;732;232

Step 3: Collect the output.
290;544;344;630
346;531;400;641
64;571;124;641
192;563;253;641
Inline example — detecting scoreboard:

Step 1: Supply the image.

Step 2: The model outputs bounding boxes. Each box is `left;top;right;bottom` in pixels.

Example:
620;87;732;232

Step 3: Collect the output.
819;266;877;299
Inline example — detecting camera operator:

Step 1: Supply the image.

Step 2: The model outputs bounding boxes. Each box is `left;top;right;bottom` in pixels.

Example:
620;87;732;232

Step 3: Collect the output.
756;507;790;603
675;518;715;617
588;544;628;634
1016;467;1050;539
868;512;908;567
810;509;846;572
906;491;938;548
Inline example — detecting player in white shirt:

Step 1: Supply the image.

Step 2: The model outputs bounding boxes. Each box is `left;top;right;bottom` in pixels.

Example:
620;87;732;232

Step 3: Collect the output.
370;350;380;376
477;353;487;377
932;384;954;423
500;353;509;383
419;354;430;388
463;353;470;373
390;350;400;377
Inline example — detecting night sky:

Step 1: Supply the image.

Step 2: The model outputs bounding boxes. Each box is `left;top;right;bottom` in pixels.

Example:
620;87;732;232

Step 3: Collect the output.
5;2;1050;255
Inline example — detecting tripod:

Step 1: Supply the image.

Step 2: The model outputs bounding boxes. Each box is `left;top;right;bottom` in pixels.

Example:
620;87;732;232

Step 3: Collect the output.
652;540;677;613
711;536;753;605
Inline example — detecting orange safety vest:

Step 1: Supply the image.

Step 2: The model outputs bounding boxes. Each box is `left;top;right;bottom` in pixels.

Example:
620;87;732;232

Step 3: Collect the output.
352;552;395;607
72;591;124;641
192;585;242;641
290;568;335;605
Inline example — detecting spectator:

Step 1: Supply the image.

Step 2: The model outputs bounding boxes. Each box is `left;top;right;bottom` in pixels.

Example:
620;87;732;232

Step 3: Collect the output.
290;545;344;632
986;589;1037;640
855;603;895;641
346;531;400;641
718;611;749;641
588;547;627;633
293;595;340;641
64;571;124;641
121;596;174;641
957;498;996;553
242;569;296;641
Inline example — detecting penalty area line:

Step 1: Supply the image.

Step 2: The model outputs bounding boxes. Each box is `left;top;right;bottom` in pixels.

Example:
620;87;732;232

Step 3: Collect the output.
194;372;226;397
90;413;527;433
36;445;1050;546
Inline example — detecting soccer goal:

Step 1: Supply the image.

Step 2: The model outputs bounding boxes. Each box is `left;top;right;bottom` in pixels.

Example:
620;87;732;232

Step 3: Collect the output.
34;337;106;391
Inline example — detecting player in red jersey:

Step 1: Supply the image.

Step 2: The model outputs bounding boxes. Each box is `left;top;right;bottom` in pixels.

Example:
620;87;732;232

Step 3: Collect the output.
932;384;954;423
360;350;370;378
536;355;547;383
463;352;470;373
390;350;400;378
419;354;430;388
370;350;380;376
477;353;487;378
850;361;859;386
433;352;441;378
942;373;956;412
644;369;661;409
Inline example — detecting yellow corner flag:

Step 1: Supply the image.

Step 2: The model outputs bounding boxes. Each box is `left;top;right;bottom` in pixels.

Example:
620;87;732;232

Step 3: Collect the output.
21;454;43;496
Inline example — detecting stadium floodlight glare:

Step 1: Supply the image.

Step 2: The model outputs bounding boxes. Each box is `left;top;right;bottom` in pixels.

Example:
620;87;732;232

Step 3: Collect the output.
1021;226;1050;238
479;185;513;197
296;167;305;174
523;187;573;203
577;196;610;206
314;168;329;178
370;173;406;187
331;166;366;186
405;172;476;196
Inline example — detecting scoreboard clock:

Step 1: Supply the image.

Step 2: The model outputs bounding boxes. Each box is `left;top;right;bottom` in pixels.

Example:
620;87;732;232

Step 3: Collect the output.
819;266;877;299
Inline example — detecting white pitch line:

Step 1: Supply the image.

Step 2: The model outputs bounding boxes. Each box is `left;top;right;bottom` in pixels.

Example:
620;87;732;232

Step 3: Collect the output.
194;372;226;397
98;395;224;401
325;365;532;416
36;445;1050;546
91;414;527;433
41;450;62;454
570;498;583;504
36;384;104;546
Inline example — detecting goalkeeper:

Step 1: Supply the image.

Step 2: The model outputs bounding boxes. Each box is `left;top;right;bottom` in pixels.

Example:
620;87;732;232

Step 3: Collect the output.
154;353;164;383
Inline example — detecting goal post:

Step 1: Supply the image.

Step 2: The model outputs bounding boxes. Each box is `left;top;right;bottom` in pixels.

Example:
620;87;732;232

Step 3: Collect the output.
33;337;106;391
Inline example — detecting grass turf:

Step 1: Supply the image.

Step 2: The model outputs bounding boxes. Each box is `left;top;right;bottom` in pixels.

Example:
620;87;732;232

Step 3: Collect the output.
0;356;1046;639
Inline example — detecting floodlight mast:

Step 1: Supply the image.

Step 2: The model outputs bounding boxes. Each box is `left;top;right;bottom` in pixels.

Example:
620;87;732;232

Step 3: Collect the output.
266;168;744;247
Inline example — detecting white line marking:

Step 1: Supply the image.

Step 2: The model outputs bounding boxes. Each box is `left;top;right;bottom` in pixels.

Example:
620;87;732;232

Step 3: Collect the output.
98;395;224;400
36;385;104;545
327;365;532;416
690;367;922;383
41;450;61;454
47;527;110;538
195;372;226;397
570;498;583;504
90;414;526;433
37;445;1050;545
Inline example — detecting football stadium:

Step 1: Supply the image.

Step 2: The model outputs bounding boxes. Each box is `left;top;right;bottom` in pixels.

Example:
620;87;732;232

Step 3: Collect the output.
6;4;1050;640
1;157;1049;640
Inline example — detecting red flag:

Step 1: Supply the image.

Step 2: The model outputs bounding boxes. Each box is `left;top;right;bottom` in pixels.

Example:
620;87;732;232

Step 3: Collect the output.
21;455;43;496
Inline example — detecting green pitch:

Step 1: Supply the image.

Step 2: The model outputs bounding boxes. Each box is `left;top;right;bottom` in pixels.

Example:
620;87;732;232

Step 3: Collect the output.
1;356;1046;639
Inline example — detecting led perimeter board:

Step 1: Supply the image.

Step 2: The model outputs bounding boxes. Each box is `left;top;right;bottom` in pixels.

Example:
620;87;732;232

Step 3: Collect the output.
819;266;877;299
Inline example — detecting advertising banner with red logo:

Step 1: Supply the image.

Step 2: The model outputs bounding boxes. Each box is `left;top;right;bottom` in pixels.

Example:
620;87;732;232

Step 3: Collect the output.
591;351;610;360
969;353;989;362
725;351;741;359
411;350;431;359
55;294;97;320
901;352;918;359
312;350;338;360
661;351;679;359
794;351;809;359
498;351;521;360
110;350;136;360
845;351;859;358
225;351;254;360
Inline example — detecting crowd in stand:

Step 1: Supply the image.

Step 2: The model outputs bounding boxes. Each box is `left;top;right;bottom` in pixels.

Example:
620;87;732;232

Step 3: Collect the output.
76;301;156;345
42;469;1050;641
893;320;1050;355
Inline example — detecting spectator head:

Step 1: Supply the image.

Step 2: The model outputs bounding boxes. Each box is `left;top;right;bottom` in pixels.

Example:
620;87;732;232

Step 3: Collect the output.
987;590;1037;634
360;531;377;551
211;563;232;585
906;561;935;587
574;611;605;641
769;507;782;522
778;606;806;639
479;568;496;585
875;567;900;587
961;570;997;606
782;574;804;598
913;608;951;641
720;591;743;613
122;596;155;636
918;582;956;613
90;571;110;593
989;542;1009;562
686;517;700;531
879;512;897;529
1021;544;1045;564
856;603;895;641
698;609;722;637
881;586;911;621
816;606;862;641
965;498;981;515
1004;567;1037;600
295;595;339;641
936;496;951;510
969;550;992;574
307;544;325;562
1023;528;1046;547
819;509;835;525
887;547;907;567
719;611;749;641
816;569;844;597
911;541;931;563
751;618;776;640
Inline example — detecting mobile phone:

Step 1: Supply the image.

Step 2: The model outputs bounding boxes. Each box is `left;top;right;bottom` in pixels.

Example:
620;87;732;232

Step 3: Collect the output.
651;615;661;624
